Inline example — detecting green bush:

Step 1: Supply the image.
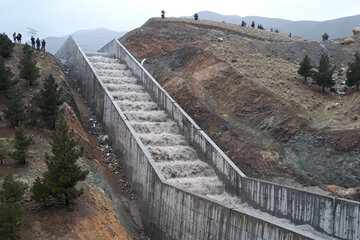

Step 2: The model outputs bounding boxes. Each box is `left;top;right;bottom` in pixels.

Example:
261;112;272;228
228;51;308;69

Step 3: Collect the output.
0;33;14;58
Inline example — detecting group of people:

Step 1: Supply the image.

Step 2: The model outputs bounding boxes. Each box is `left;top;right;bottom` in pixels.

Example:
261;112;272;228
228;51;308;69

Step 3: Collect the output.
13;32;22;43
30;36;46;51
12;32;46;51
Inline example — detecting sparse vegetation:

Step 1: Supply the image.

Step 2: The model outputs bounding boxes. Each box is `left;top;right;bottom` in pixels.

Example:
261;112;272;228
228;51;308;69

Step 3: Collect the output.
9;124;32;165
346;52;360;91
298;55;312;82
2;87;25;127
33;74;64;128
241;21;246;27
0;57;17;95
0;33;14;58
322;32;329;41
31;115;88;207
0;175;27;240
18;44;40;86
313;54;335;91
274;29;280;33
251;21;255;28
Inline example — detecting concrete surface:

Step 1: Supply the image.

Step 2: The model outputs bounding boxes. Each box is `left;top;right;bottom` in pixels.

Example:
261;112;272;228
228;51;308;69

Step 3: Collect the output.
55;36;360;240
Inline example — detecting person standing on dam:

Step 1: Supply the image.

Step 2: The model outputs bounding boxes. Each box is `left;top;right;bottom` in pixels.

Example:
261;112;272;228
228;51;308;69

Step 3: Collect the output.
41;39;46;51
36;37;40;50
31;36;35;48
16;33;22;43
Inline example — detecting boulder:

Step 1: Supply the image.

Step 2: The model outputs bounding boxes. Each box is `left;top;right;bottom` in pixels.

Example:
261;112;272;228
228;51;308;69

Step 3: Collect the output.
353;27;360;35
343;37;354;45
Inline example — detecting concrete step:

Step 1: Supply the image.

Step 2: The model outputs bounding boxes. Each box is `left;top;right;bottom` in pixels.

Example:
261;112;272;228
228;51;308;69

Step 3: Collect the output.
157;160;216;179
138;133;187;146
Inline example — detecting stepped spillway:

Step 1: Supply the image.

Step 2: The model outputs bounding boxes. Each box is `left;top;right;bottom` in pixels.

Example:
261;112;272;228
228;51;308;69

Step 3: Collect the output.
87;55;337;239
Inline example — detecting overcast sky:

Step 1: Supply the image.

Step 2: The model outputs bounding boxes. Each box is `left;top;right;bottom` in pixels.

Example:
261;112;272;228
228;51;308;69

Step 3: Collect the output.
1;0;360;39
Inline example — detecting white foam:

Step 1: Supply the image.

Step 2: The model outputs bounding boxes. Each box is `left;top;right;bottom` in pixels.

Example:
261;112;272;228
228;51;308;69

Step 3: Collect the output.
87;55;334;239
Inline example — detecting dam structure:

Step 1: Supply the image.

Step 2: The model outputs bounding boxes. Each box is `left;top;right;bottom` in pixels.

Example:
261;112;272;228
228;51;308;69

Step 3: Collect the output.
56;36;360;240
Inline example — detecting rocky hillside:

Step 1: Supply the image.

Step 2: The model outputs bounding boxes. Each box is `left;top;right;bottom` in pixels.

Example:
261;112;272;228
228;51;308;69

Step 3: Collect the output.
0;45;144;239
120;18;360;198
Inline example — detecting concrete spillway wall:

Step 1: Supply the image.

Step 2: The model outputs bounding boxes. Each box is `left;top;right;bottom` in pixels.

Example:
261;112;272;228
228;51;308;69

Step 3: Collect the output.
56;36;360;240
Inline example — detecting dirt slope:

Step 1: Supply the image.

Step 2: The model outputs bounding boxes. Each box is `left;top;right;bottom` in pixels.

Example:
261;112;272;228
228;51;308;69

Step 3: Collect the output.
0;45;138;239
120;18;360;196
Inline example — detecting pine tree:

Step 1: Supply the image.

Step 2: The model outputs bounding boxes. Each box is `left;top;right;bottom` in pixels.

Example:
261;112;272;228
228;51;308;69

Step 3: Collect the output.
33;74;64;128
194;13;198;20
18;44;40;86
9;124;32;164
0;33;14;58
0;202;25;240
298;55;312;82
251;21;255;28
2;87;25;126
0;140;5;165
0;57;17;94
31;177;51;207
346;52;360;91
0;175;27;203
0;175;27;239
241;21;246;27
313;54;335;92
42;115;88;206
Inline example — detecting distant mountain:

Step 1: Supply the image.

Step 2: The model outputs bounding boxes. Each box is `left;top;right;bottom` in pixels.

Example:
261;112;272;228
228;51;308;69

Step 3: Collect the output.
45;28;126;54
184;11;360;41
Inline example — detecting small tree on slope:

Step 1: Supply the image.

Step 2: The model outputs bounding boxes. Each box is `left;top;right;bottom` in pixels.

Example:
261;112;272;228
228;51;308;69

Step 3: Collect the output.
37;115;88;206
0;33;14;58
313;54;335;92
18;44;40;86
33;74;64;128
298;55;312;82
31;177;51;207
0;57;17;94
2;87;25;127
0;175;27;240
346;52;360;91
9;124;32;165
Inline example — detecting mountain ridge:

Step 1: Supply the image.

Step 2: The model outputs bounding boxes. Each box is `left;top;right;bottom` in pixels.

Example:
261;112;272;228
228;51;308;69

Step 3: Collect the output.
183;11;360;41
45;27;126;54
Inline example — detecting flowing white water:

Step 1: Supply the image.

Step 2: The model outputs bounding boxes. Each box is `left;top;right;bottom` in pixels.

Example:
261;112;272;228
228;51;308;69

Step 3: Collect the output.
87;55;336;239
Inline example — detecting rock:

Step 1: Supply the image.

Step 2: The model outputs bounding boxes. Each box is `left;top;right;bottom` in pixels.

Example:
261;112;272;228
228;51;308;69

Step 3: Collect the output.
98;134;109;144
343;37;354;45
353;27;360;35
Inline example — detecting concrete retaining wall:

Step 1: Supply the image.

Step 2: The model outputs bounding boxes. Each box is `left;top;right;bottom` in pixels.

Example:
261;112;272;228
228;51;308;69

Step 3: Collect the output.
56;36;359;239
97;39;360;239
